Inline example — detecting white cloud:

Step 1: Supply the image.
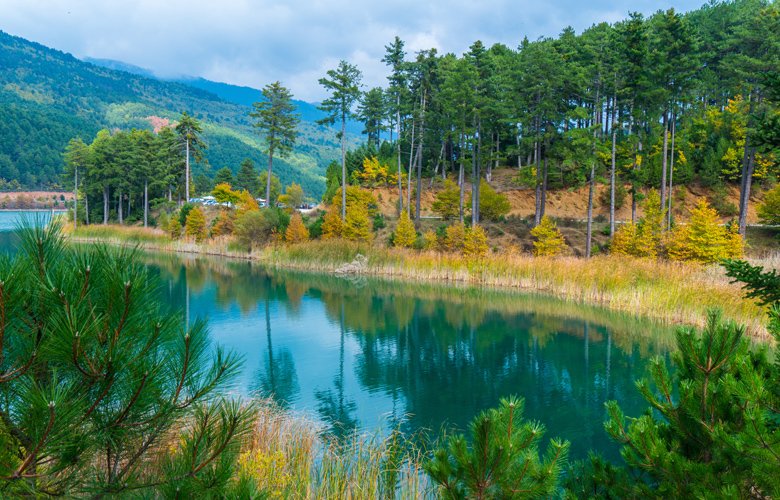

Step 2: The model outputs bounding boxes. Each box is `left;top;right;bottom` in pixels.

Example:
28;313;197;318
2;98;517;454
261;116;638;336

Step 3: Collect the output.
0;0;706;101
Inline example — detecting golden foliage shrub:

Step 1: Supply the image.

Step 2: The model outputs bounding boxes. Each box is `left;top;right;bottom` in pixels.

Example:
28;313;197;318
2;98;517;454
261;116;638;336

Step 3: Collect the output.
393;209;417;248
285;212;310;244
185;206;208;241
444;223;466;252
530;216;567;257
343;205;373;241
432;180;469;220
321;209;343;240
667;198;744;263
463;225;489;258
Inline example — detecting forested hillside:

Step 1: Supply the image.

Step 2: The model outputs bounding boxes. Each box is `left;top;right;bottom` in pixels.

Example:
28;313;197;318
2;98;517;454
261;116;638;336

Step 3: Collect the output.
335;0;780;241
0;30;358;196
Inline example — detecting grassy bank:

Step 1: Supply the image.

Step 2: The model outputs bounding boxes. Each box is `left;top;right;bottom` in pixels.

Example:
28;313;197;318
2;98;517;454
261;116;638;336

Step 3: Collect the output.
240;399;435;499
69;224;769;339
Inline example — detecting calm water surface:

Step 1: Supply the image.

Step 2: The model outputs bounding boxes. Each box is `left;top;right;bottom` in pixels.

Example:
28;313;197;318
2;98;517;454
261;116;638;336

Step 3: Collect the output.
0;212;676;462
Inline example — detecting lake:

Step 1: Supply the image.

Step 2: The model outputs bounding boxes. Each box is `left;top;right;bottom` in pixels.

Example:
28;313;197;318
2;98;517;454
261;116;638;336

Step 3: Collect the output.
1;212;675;462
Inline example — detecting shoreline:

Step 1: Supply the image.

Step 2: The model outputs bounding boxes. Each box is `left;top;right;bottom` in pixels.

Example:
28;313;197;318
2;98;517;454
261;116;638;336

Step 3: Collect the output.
68;229;770;340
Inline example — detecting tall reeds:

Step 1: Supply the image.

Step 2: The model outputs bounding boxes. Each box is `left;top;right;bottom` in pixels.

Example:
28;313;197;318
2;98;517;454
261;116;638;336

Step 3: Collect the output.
239;400;436;499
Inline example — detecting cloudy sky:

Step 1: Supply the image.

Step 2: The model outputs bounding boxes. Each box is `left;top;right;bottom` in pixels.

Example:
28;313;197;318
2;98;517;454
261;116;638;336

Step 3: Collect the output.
2;0;705;102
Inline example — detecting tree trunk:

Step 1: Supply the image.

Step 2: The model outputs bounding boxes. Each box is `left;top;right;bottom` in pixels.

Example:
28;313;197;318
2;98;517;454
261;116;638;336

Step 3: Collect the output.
74;166;78;230
103;186;108;225
144;177;148;228
415;140;423;221
459;136;464;224
117;189;123;224
267;131;274;209
667;113;676;230
341;114;347;222
610;97;617;237
534;114;541;226
739;91;758;236
185;139;190;205
586;162;595;259
541;155;548;219
84;187;89;225
660;106;668;221
397;95;402;215
407;118;416;213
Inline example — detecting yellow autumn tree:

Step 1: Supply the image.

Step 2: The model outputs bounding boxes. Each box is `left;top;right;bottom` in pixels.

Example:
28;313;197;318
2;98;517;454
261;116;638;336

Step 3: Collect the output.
211;209;235;236
343;205;373;241
432;180;470;220
530;216;567;257
609;189;666;258
236;190;259;216
393;209;417;248
321;209;343;239
185;206;208;242
463;226;488;258
278;183;305;213
479;180;511;221
285;211;310;244
444;223;466;252
668;198;744;263
169;218;182;240
422;229;438;250
212;183;241;204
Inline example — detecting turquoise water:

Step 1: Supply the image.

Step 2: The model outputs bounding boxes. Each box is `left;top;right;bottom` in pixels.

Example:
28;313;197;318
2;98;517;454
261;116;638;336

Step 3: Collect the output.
0;211;674;461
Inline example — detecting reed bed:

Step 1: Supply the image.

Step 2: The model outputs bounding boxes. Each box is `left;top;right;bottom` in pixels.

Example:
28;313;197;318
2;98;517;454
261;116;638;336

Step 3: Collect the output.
240;399;436;499
69;226;770;338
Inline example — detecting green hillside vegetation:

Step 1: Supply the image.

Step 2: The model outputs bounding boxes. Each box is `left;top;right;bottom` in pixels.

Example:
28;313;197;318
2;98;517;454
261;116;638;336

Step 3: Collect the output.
0;30;359;197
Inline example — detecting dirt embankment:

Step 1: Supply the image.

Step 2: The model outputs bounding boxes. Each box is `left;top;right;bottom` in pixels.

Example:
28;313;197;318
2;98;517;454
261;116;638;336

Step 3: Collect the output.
368;169;761;224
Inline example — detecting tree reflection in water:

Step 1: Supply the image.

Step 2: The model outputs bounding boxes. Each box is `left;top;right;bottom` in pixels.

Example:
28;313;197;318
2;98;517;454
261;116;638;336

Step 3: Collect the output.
141;252;674;461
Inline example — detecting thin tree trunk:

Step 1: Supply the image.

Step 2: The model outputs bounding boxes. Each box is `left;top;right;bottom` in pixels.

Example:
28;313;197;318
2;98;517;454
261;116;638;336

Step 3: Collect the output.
667;112;676;230
341;114;347;221
474;120;482;226
267;133;274;209
586;161;595;259
660;106;668;222
541;155;548;219
84;186;89;225
144;178;148;228
74;166;78;230
185;139;190;205
397;96;402;215
534;113;541;226
610;96;617;237
415;141;423;221
407;118;416;213
739;91;758;236
118;189;123;224
459;136;464;224
103;186;108;225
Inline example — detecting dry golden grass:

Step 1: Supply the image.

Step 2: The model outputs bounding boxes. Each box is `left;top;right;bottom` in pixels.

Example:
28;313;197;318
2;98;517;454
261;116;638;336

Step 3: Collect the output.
239;399;435;499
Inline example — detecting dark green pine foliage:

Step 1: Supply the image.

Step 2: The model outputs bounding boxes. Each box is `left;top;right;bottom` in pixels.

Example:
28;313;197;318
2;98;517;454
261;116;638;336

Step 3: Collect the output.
424;396;569;500
0;217;258;498
193;173;213;197
214;166;235;187
235;158;261;195
317;61;363;221
356;87;387;148
249;81;301;210
174;111;208;202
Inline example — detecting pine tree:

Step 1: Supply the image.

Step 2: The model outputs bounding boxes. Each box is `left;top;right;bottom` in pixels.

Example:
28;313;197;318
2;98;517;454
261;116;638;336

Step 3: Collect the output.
175;111;208;203
285;211;310;244
250;82;301;207
185;206;208;241
425;396;569;499
318;61;363;221
235;158;261;195
393;209;417;248
0;219;254;497
530;216;567;256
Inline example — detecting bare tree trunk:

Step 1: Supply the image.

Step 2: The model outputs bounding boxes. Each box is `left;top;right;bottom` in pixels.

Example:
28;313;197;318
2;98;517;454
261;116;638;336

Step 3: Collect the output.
341;115;346;221
610;95;617;237
185;139;190;205
459;136;464;224
517;128;522;170
118;189;123;224
267;131;274;210
407;118;416;213
534;113;541;226
74;166;78;230
397;96;403;215
739;91;758;236
586;162;595;259
84;187;89;225
660;106;668;222
144;178;148;228
667;112;676;230
103;186;108;225
415;141;423;221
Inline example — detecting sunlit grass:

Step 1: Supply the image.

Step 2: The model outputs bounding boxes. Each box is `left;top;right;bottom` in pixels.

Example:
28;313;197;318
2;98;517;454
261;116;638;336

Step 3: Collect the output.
239;399;435;499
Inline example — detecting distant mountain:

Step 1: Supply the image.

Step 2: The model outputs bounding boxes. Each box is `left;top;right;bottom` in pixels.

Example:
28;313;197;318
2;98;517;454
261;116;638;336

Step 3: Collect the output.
0;31;362;196
82;57;365;135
